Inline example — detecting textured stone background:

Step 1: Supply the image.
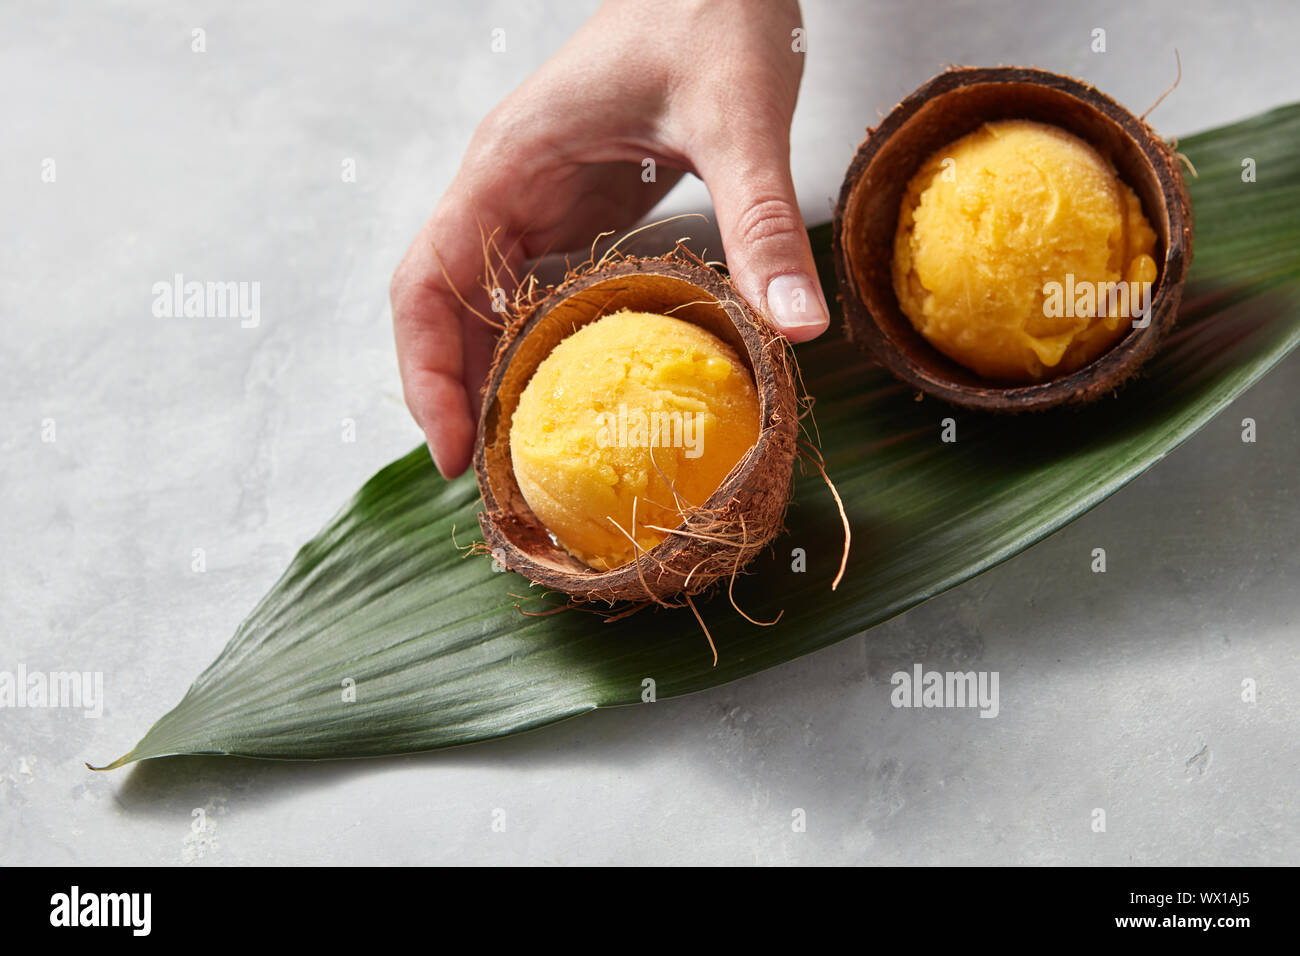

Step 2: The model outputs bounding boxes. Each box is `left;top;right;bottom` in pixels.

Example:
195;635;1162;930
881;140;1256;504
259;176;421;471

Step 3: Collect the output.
2;0;1296;865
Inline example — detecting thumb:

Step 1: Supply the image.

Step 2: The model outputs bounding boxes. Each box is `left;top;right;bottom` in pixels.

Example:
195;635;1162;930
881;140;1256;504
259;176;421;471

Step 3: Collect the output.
694;141;829;343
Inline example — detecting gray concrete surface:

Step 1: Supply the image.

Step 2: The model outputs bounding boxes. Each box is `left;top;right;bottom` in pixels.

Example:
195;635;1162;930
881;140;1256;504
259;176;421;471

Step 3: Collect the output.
1;0;1296;865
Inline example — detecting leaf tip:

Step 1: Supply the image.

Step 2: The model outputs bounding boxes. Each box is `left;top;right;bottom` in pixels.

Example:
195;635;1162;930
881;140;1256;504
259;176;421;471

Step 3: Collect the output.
85;749;136;772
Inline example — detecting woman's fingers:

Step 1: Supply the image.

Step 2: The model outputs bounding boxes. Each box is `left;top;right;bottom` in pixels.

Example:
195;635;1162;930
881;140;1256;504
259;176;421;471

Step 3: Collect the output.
678;1;825;343
390;195;518;479
694;137;829;343
390;0;816;479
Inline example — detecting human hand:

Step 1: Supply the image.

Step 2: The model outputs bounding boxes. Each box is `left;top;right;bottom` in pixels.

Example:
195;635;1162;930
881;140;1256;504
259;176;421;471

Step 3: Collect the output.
390;0;826;479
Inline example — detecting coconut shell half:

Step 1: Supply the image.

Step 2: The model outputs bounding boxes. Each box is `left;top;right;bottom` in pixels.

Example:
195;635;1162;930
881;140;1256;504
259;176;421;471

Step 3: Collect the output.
833;66;1194;411
473;256;799;605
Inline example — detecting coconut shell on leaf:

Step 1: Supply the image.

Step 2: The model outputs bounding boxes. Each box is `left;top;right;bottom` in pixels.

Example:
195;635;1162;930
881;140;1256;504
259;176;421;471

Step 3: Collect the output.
473;255;799;605
832;66;1194;411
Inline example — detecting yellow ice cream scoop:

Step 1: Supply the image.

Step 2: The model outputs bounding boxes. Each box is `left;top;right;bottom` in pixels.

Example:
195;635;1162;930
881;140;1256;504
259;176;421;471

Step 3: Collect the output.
509;309;760;571
892;119;1158;382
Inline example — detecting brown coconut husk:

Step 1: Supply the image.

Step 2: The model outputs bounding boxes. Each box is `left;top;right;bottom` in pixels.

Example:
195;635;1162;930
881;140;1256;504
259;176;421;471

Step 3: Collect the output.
472;243;804;610
832;66;1194;412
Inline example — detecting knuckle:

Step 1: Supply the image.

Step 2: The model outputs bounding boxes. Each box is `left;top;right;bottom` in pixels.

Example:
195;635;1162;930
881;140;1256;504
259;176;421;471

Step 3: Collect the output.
733;196;803;249
389;263;418;313
469;103;525;159
389;260;432;323
468;113;502;156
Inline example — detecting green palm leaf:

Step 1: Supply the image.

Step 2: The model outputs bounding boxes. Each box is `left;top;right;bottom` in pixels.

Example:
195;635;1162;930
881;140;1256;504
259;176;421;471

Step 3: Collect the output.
100;103;1300;768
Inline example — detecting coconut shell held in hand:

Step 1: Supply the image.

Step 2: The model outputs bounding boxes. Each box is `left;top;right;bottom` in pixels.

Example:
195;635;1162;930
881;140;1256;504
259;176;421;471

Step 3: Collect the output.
473;254;800;606
833;66;1194;411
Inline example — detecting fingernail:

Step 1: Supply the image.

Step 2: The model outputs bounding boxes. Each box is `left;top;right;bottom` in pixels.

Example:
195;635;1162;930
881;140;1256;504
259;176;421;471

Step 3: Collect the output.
765;273;829;338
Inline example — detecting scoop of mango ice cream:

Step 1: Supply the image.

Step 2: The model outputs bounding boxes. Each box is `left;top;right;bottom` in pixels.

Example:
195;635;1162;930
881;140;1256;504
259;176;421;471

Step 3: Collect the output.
892;119;1158;382
509;310;760;571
